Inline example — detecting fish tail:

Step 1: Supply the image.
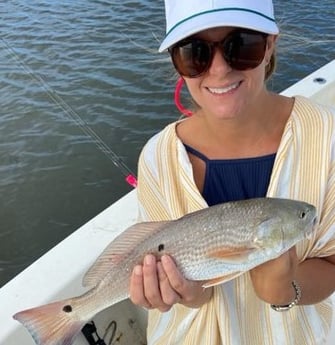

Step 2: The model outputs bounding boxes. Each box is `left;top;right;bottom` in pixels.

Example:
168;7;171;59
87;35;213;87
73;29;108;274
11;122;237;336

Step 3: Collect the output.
13;299;85;345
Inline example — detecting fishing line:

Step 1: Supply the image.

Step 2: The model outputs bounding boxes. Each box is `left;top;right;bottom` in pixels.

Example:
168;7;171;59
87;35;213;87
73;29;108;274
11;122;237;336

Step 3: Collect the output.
0;37;137;188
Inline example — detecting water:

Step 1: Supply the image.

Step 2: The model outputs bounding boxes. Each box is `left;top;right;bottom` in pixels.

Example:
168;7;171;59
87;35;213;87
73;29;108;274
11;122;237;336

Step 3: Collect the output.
0;0;333;287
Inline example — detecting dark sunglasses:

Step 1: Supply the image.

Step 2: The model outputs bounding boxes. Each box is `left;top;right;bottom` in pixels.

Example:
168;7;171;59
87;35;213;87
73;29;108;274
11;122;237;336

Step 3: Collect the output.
168;29;268;78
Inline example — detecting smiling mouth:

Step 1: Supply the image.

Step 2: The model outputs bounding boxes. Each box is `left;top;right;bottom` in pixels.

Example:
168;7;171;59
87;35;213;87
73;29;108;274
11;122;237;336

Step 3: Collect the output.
207;81;241;95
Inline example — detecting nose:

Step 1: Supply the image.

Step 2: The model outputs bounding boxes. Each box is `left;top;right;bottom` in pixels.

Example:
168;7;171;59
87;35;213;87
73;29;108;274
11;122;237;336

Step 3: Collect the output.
207;47;232;75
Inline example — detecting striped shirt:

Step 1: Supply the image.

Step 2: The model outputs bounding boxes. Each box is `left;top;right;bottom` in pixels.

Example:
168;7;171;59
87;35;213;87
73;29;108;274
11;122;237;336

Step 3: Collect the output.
136;96;335;345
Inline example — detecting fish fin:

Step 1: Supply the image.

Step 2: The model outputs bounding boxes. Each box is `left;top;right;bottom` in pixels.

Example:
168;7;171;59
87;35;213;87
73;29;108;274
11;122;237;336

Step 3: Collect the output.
202;271;244;287
13;299;85;345
83;220;170;287
207;247;256;262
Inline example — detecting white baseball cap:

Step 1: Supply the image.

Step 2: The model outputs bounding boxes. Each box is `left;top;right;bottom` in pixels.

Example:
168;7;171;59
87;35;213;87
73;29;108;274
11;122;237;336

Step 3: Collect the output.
159;0;279;52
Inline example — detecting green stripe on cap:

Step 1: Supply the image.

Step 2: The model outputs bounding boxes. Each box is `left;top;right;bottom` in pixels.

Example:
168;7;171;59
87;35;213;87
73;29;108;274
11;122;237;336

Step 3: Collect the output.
166;7;276;37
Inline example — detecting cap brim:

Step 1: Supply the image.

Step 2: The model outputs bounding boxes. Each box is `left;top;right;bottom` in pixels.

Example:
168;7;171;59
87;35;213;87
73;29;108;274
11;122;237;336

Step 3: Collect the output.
159;10;279;52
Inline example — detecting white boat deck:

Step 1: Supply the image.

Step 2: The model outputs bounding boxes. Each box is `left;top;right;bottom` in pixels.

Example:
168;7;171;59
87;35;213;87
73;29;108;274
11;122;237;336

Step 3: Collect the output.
0;60;334;345
0;191;140;344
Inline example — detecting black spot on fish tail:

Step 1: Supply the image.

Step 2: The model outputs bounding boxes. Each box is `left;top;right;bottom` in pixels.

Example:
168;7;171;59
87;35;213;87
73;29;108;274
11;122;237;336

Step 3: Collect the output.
158;244;165;252
63;305;73;313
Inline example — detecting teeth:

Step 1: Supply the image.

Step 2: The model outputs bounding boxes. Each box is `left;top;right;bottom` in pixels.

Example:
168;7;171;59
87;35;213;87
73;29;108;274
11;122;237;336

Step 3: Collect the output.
208;82;240;94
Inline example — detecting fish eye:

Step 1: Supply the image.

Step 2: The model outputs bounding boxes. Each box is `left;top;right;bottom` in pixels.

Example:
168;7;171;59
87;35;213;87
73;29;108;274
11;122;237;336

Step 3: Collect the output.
299;211;307;219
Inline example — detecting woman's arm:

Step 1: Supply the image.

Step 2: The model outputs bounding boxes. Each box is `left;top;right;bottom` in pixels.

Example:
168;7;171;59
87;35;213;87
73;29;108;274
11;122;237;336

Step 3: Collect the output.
250;247;335;306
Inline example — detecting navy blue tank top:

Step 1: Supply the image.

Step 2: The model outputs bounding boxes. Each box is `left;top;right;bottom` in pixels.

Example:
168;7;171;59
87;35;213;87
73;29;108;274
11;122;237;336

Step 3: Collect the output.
184;144;276;206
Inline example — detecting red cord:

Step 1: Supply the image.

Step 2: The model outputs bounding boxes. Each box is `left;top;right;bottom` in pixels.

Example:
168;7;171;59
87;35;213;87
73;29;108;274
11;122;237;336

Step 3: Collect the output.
174;77;193;117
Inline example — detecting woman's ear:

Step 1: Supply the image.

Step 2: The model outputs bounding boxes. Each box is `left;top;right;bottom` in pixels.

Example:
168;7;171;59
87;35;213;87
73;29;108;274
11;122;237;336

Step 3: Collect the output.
264;35;278;80
266;35;278;60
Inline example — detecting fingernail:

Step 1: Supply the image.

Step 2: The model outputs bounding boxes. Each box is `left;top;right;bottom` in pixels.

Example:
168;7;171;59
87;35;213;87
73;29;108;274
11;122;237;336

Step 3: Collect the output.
161;255;170;265
145;254;154;265
133;265;142;276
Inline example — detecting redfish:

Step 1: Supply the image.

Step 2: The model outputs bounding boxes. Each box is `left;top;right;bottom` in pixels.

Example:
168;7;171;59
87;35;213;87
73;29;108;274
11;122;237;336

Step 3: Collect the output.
13;197;317;345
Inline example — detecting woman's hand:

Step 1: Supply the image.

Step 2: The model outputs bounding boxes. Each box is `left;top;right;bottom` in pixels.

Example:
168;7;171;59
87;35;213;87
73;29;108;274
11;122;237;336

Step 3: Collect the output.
249;246;299;305
129;254;213;312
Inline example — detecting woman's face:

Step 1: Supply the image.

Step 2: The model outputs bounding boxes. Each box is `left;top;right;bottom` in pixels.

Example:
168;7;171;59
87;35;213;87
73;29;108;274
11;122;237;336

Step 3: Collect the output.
183;27;277;121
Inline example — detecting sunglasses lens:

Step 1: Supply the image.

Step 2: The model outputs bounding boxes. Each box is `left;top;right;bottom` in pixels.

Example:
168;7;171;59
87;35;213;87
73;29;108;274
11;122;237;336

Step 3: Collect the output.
169;30;267;77
225;31;267;70
170;40;212;78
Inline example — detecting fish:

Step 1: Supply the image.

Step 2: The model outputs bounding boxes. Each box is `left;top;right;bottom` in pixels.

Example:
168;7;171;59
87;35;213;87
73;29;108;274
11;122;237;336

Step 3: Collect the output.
13;197;317;345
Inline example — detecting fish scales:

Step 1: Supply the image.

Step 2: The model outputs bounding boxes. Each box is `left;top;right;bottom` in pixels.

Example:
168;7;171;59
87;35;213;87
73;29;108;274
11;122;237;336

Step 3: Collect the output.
13;197;317;345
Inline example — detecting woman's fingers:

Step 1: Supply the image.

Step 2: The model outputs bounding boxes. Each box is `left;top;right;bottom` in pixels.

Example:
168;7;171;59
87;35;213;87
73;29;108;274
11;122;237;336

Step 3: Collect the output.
129;255;181;311
161;255;187;294
157;260;182;306
130;254;212;311
142;255;172;311
161;255;212;307
129;264;152;309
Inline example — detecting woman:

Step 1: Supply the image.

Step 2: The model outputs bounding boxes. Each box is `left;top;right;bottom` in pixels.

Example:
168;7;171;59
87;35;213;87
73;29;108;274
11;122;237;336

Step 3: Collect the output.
130;0;335;344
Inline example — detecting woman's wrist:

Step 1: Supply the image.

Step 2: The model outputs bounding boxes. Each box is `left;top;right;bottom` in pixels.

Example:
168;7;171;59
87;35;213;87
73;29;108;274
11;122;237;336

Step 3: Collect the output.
249;248;299;305
250;270;297;305
182;286;213;308
271;280;302;311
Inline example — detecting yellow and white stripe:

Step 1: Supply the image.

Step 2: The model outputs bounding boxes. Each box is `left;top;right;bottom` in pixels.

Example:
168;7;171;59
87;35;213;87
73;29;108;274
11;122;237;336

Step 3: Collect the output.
136;96;335;345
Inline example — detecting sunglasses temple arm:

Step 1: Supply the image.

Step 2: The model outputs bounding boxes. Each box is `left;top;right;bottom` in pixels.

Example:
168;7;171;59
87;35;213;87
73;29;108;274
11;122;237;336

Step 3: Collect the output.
174;77;193;117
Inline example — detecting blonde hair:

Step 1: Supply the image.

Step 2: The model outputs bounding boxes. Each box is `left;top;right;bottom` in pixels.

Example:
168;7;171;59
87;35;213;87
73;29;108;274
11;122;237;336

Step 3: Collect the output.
265;51;277;80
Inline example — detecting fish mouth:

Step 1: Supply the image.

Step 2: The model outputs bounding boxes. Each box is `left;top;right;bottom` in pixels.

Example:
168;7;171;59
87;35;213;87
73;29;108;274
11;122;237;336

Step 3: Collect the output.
306;215;318;240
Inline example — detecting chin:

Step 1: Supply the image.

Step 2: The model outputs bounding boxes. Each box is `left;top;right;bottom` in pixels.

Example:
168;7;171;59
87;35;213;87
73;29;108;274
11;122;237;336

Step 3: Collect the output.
208;104;244;120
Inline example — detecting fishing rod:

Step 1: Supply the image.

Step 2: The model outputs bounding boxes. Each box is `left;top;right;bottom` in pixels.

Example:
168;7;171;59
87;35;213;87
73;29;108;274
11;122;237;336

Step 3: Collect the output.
0;37;138;188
